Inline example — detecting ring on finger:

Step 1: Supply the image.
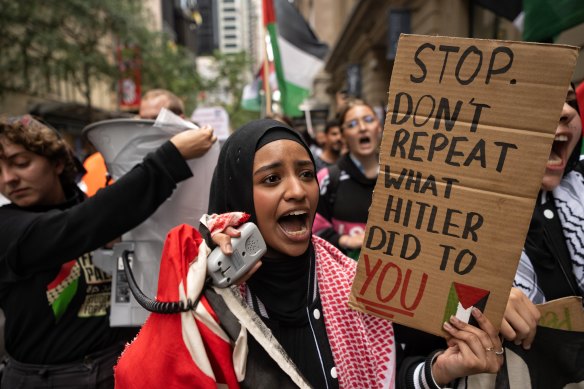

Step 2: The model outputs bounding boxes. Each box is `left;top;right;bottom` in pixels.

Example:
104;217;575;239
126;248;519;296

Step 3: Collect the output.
494;346;505;355
485;346;494;352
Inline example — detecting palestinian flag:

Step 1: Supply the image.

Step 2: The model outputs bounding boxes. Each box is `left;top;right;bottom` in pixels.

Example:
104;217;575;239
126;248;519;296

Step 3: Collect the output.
443;282;490;327
46;260;81;322
243;0;328;117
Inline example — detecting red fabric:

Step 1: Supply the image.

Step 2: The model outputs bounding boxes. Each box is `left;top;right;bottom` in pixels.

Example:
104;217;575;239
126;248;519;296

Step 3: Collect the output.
203;212;250;237
47;260;76;289
577;81;584;136
262;0;276;26
115;224;240;389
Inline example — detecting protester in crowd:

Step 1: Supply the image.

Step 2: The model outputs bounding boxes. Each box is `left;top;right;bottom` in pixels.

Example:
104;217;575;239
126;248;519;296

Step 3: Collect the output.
138;89;185;120
313;99;381;259
314;129;327;153
314;118;344;172
512;84;583;311
81;89;187;197
207;119;502;388
513;83;583;306
115;119;503;389
0;114;216;388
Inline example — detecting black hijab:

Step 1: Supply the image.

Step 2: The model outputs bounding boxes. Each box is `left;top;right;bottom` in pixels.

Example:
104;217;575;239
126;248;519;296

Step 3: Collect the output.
208;119;318;322
208;118;314;223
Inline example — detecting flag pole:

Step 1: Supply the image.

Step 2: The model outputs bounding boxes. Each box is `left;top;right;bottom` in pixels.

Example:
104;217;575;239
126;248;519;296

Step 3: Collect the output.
262;0;273;116
263;34;272;116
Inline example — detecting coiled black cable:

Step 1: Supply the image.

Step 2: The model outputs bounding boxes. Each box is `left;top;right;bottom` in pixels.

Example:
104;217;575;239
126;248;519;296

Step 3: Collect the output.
121;250;211;314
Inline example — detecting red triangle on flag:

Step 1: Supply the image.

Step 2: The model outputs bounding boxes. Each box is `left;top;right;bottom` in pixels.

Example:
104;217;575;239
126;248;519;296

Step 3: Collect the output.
453;282;490;309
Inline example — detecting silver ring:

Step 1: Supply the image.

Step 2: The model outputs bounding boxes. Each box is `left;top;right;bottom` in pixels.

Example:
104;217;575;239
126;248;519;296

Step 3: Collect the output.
494;347;505;355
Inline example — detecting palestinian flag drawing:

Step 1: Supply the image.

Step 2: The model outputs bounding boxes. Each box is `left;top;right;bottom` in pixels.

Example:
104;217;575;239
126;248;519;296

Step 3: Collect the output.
46;260;81;322
443;282;490;327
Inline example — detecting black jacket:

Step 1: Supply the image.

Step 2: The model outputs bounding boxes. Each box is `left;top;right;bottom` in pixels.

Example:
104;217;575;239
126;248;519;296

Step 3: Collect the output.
0;141;192;364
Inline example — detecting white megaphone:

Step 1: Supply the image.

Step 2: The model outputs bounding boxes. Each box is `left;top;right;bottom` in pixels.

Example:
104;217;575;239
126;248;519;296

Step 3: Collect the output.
83;116;219;326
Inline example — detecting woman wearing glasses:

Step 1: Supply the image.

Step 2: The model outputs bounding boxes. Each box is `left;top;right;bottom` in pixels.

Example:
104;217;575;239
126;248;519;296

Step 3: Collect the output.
313;99;381;259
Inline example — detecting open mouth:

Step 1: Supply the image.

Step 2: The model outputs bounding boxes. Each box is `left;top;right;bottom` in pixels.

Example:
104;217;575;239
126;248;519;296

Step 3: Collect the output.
548;134;569;167
359;136;371;145
278;210;309;236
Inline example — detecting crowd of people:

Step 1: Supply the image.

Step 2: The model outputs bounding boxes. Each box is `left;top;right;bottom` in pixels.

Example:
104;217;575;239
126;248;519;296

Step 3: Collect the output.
0;79;582;389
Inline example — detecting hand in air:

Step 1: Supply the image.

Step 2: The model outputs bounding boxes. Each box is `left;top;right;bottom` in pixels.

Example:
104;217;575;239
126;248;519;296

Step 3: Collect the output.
432;308;503;386
170;125;217;159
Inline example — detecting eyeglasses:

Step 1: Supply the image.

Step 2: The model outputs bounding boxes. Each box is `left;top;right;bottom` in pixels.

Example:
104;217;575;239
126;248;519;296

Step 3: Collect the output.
343;115;377;130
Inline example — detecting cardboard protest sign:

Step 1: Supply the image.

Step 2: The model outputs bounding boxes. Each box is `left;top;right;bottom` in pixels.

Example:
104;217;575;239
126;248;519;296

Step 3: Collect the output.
348;34;578;337
537;297;584;332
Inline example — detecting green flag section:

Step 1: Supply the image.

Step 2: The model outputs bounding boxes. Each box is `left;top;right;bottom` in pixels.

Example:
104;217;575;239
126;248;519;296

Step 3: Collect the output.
46;260;81;322
51;279;79;322
523;0;584;42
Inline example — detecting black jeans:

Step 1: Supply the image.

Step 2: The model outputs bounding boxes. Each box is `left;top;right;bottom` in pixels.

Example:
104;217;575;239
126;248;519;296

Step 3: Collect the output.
0;343;124;389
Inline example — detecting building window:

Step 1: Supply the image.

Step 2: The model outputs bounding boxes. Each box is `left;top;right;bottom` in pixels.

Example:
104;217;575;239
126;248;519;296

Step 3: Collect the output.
224;0;234;2
223;16;236;21
225;43;237;48
224;34;237;39
225;25;236;30
223;7;236;12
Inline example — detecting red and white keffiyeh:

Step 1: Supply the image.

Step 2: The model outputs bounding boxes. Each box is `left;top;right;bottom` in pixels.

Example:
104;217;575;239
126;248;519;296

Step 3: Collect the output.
312;236;396;388
201;212;250;238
